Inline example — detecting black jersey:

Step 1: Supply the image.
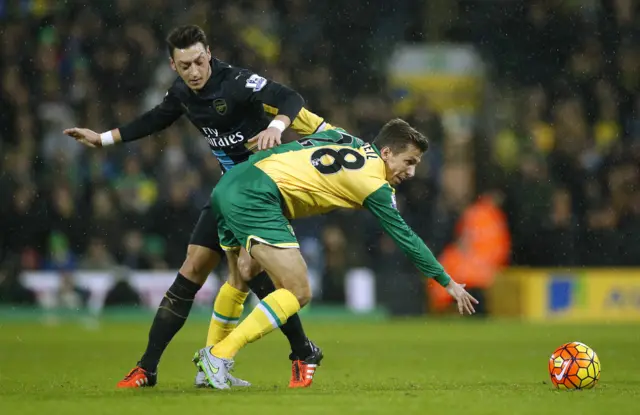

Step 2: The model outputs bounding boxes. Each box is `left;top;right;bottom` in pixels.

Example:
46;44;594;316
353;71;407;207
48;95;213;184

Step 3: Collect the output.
118;58;304;171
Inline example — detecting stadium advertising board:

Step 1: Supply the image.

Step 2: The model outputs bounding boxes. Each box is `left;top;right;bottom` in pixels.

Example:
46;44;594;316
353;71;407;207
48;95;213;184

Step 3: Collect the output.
490;268;640;322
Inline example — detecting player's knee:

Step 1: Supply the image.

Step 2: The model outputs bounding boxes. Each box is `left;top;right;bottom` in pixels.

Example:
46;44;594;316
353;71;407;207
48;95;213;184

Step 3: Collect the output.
296;287;312;307
289;281;312;307
237;257;255;282
180;245;219;284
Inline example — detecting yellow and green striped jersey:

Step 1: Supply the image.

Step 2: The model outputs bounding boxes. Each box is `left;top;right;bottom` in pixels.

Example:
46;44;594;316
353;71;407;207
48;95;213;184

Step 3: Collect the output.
249;129;450;286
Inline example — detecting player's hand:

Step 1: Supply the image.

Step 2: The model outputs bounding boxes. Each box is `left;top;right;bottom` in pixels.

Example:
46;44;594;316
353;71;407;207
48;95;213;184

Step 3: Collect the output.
248;127;282;151
445;280;479;315
63;127;102;148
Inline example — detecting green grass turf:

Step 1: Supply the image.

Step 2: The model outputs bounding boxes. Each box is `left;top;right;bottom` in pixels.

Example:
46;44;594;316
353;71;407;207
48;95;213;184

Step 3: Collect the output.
0;318;638;415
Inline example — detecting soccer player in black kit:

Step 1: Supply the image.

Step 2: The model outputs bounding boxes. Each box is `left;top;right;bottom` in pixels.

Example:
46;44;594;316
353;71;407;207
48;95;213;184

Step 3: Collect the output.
64;25;331;389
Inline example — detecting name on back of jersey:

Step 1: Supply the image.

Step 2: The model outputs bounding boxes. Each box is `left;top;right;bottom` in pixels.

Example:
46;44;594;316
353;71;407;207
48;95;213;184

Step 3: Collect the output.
362;143;378;159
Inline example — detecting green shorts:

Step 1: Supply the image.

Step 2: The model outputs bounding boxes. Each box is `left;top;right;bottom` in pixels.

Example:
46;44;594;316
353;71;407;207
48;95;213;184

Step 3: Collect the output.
211;163;299;253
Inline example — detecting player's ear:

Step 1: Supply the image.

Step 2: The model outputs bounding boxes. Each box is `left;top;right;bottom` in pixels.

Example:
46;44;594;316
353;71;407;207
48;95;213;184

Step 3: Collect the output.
206;46;212;60
169;56;176;72
380;147;392;161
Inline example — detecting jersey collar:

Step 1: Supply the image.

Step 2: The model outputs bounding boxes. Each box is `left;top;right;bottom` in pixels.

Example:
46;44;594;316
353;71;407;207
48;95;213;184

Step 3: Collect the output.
370;143;382;157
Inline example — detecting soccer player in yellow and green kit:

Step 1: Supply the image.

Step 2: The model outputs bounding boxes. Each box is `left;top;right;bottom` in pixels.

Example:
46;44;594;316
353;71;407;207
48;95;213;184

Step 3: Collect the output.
194;118;479;389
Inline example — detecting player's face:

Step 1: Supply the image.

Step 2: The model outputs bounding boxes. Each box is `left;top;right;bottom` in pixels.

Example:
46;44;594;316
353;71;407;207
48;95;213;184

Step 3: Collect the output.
170;42;212;90
381;144;423;186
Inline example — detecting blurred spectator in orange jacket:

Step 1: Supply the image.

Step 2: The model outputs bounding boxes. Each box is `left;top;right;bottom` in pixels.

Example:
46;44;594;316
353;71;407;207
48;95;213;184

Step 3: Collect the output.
428;189;511;314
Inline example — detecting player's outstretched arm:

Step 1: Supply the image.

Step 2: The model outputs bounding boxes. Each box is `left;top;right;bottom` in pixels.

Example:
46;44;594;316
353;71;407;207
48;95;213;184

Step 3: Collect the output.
63;127;115;148
64;89;183;148
363;184;478;315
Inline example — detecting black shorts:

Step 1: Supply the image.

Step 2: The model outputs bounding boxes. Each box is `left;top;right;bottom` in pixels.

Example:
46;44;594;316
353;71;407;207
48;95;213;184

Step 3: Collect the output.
188;202;223;253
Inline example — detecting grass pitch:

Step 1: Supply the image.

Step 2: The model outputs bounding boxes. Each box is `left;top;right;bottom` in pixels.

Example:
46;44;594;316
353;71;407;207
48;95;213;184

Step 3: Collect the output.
1;317;638;414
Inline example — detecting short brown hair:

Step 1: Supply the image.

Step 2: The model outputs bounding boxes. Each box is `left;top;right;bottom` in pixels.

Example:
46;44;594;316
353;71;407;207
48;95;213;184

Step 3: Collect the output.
372;118;428;153
166;25;209;58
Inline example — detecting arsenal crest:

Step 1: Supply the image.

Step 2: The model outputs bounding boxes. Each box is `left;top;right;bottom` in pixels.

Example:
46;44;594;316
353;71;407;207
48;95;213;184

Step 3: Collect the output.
213;99;227;115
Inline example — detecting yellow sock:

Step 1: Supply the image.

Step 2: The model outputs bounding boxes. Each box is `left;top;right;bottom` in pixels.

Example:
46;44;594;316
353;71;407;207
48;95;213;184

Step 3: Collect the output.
206;283;249;346
212;289;300;359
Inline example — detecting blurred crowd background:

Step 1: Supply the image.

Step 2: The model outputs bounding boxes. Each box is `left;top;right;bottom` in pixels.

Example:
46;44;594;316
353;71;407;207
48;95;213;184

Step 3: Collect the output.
1;0;638;308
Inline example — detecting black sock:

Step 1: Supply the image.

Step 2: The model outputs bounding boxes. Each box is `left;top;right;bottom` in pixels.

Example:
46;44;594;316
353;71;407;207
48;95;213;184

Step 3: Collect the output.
246;271;312;359
139;273;201;372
